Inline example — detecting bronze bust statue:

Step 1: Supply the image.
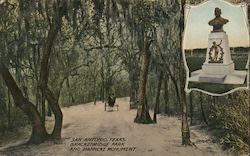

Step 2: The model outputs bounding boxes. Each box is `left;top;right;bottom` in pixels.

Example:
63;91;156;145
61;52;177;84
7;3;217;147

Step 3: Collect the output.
208;7;229;32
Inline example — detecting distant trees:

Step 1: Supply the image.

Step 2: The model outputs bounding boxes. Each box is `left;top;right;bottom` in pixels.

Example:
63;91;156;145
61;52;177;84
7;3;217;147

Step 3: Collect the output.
0;0;67;144
0;0;128;143
0;1;248;154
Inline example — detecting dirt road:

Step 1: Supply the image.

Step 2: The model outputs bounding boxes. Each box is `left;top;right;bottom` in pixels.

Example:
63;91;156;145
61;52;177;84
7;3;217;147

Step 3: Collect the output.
0;97;231;156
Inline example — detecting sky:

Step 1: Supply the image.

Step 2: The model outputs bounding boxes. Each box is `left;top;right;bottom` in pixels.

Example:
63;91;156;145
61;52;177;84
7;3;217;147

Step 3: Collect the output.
183;0;249;49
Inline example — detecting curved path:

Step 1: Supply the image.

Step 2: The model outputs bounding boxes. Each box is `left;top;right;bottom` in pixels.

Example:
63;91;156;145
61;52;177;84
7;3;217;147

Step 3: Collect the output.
0;98;230;156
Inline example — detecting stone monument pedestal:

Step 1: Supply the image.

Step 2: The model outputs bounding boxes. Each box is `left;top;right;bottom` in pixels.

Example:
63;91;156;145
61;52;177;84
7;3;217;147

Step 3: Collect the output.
189;32;247;84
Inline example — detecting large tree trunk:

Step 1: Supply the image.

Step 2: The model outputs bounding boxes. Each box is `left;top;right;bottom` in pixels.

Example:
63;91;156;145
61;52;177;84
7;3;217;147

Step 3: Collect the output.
39;29;63;140
179;0;192;146
43;88;63;139
180;57;192;145
181;97;191;145
153;71;163;123
180;53;192;145
179;79;191;145
39;1;66;139
0;63;48;144
134;42;153;124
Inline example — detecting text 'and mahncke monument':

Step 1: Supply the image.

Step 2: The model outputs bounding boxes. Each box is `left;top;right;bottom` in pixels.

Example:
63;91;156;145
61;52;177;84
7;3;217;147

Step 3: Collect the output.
189;7;247;84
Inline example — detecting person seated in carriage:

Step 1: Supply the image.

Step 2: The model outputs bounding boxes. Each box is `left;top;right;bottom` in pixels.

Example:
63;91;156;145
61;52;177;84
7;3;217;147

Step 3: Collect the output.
108;93;116;111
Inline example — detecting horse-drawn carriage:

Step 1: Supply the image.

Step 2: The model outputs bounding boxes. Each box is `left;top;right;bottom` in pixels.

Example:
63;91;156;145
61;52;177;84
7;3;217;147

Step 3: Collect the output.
104;94;118;111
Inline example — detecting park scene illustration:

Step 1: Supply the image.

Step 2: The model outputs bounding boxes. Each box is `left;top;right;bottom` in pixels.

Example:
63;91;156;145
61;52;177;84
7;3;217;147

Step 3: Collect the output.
0;0;249;156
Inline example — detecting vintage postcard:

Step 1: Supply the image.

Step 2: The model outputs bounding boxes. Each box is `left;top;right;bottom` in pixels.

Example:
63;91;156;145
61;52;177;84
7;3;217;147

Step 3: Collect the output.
0;0;249;156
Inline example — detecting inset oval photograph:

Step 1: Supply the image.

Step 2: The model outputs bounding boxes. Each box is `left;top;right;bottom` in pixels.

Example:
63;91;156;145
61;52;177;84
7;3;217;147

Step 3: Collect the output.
183;0;249;95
